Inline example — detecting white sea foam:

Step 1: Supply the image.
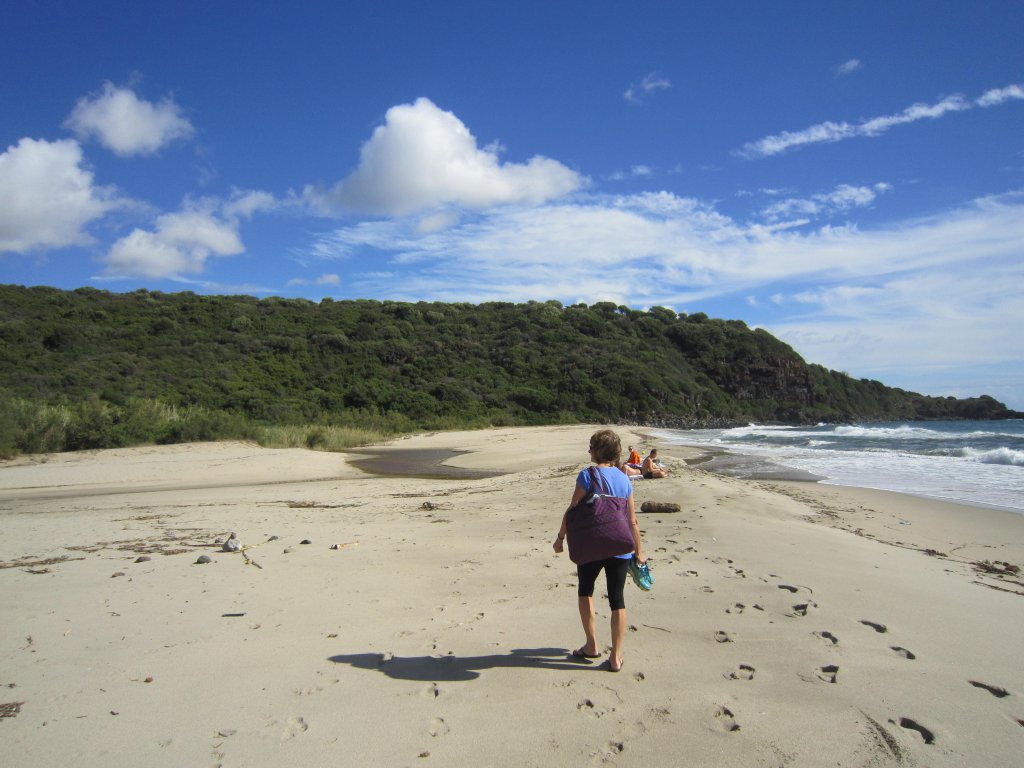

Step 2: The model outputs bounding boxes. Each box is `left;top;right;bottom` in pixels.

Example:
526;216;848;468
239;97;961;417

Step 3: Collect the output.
834;424;948;439
959;447;1024;466
653;419;1024;513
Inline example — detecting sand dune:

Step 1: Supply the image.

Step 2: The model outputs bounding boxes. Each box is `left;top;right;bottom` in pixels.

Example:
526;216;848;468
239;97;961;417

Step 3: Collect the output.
2;425;1022;766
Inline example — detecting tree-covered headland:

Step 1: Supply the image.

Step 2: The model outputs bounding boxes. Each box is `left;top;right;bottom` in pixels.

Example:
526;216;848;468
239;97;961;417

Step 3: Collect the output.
0;284;1017;457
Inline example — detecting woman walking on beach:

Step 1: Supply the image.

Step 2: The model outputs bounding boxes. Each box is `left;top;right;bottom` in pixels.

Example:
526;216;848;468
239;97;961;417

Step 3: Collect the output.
553;429;645;672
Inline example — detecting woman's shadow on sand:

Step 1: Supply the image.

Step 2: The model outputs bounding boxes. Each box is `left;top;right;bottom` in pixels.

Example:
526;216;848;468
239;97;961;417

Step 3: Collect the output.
328;647;600;682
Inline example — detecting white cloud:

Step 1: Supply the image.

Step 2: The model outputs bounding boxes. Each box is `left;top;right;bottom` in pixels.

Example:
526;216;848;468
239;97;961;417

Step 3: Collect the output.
287;273;341;288
741;121;856;158
222;189;277;219
761;182;890;222
737;85;1016;158
0;137;122;253
102;191;272;278
416;210;460;234
859;95;969;135
825;182;891;207
834;59;862;77
65;82;195;156
766;264;1024;383
105;208;243;278
761;196;821;221
624;72;672;103
977;83;1024;107
313;98;582;216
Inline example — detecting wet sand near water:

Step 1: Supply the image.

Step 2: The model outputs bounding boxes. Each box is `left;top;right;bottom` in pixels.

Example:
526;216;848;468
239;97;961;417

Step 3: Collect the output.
346;448;505;480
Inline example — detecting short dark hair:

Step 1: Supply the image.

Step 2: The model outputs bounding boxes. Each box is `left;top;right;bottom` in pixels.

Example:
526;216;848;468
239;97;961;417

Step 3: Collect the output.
589;429;621;464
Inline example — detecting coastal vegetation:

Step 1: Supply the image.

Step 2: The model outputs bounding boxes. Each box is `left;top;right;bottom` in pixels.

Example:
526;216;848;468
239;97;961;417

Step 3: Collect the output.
0;284;1017;457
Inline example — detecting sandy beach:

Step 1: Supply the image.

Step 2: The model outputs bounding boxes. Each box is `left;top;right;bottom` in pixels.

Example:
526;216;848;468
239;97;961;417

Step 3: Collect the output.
2;424;1022;767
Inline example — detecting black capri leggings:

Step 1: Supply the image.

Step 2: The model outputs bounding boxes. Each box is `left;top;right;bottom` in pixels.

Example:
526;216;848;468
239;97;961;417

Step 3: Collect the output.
577;556;630;610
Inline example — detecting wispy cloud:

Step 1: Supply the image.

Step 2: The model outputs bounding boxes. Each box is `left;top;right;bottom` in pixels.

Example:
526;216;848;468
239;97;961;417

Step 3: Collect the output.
833;59;862;77
607;165;657;182
977;83;1024;107
766;261;1024;383
760;182;891;222
738;84;1022;158
287;273;341;288
624;72;672;104
306;188;1021;297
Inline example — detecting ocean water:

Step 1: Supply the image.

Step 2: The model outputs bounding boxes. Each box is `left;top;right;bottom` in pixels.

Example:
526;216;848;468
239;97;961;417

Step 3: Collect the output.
650;420;1024;514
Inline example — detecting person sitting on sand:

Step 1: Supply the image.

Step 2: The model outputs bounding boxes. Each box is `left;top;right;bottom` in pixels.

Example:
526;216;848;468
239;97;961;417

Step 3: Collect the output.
626;446;642;467
618;462;642;478
641;448;668;479
553;429;645;673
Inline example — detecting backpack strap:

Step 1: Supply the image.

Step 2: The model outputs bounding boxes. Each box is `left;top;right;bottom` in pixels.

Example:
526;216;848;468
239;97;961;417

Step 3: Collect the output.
588;465;611;496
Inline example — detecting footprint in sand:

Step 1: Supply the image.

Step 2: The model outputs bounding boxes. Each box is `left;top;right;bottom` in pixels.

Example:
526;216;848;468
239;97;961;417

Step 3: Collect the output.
968;680;1009;698
890;646;916;660
814;630;839;645
725;603;745;614
895;717;935;744
726;664;755;681
859;620;888;633
429;717;449;737
422;683;441;698
816;664;839;684
714;630;734;643
576;699;612;718
713;705;740;732
282;716;308;740
788;602;816;617
778;584;799;593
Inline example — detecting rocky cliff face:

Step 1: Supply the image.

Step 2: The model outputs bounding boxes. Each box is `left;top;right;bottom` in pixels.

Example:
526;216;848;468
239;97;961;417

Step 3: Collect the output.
720;358;814;406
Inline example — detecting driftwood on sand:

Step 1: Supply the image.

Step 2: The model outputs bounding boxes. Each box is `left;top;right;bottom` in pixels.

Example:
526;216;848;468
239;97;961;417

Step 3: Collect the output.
639;500;681;514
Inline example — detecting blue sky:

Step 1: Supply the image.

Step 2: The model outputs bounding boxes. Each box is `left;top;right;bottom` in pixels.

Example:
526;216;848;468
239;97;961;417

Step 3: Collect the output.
2;1;1023;408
